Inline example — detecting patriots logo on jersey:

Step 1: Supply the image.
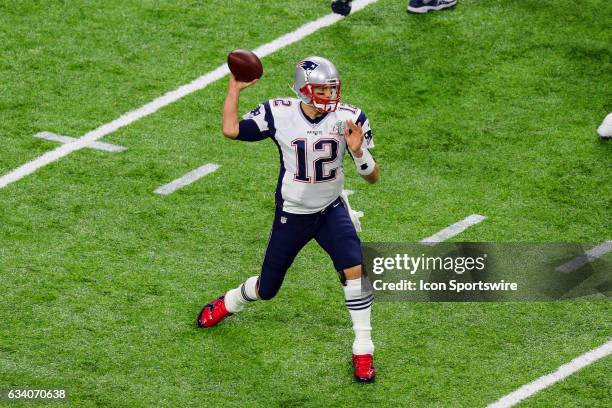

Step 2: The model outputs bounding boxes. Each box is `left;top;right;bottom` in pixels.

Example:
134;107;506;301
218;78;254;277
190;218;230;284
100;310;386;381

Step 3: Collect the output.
299;60;319;80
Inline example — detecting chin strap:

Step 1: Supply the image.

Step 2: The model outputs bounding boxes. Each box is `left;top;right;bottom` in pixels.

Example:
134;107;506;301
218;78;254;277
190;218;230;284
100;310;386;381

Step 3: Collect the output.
289;83;301;99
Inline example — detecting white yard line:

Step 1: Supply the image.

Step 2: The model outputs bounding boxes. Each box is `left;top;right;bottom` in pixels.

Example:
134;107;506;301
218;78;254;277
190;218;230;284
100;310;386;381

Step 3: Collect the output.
420;214;486;245
486;339;612;408
0;0;379;190
555;241;612;273
154;163;220;195
35;131;127;152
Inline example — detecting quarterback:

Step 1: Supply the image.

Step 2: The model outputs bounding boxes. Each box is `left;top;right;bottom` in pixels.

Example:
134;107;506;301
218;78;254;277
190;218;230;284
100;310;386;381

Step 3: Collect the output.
197;56;380;382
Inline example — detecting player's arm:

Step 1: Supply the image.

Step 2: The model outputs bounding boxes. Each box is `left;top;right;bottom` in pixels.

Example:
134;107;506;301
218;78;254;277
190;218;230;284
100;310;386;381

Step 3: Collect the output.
222;74;258;139
344;119;379;184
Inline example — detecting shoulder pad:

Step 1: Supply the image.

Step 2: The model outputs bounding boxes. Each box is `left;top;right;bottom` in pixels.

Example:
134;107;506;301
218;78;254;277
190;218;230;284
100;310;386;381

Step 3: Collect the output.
269;98;296;108
336;103;361;118
266;98;298;120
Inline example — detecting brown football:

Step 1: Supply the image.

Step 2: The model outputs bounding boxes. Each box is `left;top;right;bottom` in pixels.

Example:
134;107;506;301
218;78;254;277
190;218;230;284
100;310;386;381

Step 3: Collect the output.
227;49;263;82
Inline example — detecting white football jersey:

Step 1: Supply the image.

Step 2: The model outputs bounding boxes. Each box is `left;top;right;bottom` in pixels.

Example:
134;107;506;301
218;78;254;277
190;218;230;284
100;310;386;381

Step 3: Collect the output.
240;97;374;214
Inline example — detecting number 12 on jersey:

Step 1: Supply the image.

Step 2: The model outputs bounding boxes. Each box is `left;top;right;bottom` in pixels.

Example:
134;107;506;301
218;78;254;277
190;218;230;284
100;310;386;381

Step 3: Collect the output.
291;139;339;183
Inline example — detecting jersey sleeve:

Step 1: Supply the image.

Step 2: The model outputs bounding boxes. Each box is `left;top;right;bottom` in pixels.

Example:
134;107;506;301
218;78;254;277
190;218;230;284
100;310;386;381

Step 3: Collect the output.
355;110;374;149
236;102;271;142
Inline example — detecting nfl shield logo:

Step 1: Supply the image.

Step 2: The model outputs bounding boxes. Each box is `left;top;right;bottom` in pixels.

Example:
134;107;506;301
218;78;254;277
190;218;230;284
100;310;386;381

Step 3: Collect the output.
280;216;287;224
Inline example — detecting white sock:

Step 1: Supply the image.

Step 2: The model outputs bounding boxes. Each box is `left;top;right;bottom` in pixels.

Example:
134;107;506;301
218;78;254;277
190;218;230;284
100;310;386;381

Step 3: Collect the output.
343;278;374;355
224;276;259;313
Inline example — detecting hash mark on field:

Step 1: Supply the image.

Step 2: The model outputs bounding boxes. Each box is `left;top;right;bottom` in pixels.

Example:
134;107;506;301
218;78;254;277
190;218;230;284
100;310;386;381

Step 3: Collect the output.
154;163;220;195
420;214;486;245
35;132;127;152
555;241;612;273
0;0;380;190
485;339;612;408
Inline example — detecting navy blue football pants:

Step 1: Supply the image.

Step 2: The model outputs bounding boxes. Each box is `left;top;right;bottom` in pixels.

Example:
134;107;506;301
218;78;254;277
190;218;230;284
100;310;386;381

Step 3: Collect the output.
257;197;363;300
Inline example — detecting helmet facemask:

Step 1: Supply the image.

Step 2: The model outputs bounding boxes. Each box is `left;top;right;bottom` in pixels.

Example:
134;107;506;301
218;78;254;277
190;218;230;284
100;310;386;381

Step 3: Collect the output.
299;81;342;113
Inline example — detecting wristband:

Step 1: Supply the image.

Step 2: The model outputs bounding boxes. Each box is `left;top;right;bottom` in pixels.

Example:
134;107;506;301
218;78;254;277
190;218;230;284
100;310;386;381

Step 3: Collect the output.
353;148;376;176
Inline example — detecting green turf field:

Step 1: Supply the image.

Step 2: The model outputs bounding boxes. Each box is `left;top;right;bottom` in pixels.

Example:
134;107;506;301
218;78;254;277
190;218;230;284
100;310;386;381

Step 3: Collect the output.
1;0;610;406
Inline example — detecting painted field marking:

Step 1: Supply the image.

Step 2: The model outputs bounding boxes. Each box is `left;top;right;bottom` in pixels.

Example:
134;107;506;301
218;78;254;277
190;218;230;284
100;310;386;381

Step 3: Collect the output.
420;214;486;245
154;163;220;195
0;0;380;190
486;339;612;408
35;132;127;152
555;241;612;273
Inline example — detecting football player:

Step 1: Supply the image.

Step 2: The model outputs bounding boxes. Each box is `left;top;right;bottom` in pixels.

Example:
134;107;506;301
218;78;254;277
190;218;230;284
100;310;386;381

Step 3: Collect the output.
197;56;379;383
331;0;458;15
407;0;457;13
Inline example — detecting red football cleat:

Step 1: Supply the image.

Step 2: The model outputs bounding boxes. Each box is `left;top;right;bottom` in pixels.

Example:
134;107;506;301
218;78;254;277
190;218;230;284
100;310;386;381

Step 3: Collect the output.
196;296;232;328
352;354;376;383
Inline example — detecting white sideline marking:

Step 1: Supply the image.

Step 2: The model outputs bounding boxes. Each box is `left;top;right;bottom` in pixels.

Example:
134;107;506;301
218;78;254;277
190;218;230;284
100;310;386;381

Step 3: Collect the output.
420;214;486;245
343;189;354;196
486;339;612;408
35;132;127;152
0;0;380;190
154;163;220;195
555;241;612;273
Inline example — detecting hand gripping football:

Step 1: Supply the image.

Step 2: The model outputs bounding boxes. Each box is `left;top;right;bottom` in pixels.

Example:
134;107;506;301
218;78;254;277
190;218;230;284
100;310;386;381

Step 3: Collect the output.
227;49;263;82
